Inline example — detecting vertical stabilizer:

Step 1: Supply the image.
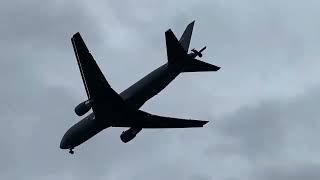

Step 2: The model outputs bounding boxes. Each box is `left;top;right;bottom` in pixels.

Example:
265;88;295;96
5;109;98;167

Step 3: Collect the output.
179;21;195;52
165;29;187;64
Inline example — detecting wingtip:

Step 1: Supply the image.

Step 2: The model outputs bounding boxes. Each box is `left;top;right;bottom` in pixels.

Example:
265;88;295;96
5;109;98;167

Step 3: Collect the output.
213;65;221;71
165;29;173;33
202;121;209;126
188;20;195;27
196;120;209;127
72;32;81;38
208;63;221;71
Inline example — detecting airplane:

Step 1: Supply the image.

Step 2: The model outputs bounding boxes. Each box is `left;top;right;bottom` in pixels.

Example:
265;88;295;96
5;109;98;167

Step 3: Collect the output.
60;21;220;154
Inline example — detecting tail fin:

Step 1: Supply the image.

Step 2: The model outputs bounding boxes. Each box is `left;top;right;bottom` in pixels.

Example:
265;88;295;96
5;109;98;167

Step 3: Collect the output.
179;21;195;52
165;29;187;64
182;59;220;72
165;21;221;72
165;21;195;64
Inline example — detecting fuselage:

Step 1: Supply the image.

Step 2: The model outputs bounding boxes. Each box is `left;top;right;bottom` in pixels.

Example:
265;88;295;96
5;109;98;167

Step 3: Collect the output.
120;63;182;109
60;62;184;150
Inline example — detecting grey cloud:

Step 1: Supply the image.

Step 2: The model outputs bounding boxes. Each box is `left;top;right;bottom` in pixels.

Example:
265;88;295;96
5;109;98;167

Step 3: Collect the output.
256;163;320;180
0;1;107;179
1;0;320;180
188;174;212;180
0;0;103;49
205;86;320;179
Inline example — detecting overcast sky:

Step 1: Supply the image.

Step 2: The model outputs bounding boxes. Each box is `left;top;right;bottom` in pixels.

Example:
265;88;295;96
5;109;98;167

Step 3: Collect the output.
1;0;320;179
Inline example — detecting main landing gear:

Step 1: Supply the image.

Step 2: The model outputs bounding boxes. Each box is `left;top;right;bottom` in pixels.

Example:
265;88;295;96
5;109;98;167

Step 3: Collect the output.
69;148;74;154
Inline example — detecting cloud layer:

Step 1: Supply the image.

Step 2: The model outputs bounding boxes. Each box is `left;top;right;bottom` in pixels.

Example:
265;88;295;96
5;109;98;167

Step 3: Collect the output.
1;0;320;179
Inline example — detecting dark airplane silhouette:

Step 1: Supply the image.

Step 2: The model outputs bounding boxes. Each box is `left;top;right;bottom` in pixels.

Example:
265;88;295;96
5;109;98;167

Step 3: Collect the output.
60;21;220;154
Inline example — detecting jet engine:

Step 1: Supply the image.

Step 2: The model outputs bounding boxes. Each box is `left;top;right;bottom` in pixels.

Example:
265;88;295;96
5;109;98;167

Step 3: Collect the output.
120;127;142;143
74;100;92;116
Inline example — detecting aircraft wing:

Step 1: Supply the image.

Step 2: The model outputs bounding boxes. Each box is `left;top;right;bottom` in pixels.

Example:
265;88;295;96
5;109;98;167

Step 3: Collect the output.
71;32;124;118
115;110;208;128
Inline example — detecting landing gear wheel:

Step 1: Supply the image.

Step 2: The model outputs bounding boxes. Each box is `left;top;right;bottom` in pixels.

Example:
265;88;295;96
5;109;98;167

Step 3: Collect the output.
69;148;74;154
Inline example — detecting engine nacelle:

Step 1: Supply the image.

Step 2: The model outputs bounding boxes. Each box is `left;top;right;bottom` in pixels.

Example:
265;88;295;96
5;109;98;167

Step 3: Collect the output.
74;100;92;116
120;127;142;143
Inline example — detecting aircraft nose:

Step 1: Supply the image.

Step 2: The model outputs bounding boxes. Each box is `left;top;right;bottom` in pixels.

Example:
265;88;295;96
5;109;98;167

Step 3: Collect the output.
60;134;70;149
60;137;67;149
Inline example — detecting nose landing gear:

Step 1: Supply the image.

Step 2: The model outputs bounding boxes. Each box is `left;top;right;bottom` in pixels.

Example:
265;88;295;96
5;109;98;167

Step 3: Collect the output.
69;148;74;154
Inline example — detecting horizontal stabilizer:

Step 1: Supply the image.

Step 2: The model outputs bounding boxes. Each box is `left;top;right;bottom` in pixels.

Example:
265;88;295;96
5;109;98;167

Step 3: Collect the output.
183;59;220;72
179;21;195;52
